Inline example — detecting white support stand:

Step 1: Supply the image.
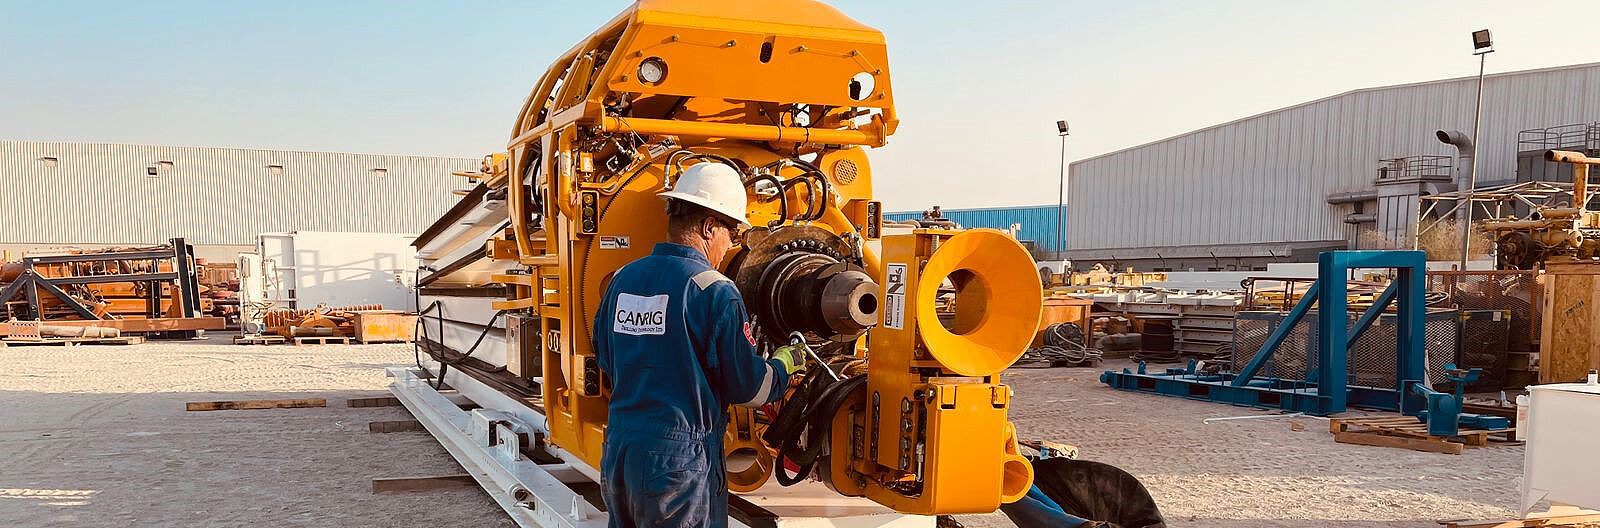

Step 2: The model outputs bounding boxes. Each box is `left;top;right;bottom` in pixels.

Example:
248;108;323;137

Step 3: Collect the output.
388;366;931;528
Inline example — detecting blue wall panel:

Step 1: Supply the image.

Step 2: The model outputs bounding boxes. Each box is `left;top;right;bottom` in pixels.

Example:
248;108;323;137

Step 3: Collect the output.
886;204;1064;254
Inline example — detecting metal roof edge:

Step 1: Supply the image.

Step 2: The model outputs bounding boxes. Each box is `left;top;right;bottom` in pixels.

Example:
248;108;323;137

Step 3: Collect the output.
0;138;480;164
1068;60;1600;168
885;203;1060;215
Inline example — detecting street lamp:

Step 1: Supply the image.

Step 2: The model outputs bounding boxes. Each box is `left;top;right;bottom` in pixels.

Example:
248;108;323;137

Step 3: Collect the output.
1056;120;1069;263
1460;29;1493;270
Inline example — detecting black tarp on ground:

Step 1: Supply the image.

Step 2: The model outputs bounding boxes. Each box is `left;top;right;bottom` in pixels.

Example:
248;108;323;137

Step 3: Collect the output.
1004;458;1166;528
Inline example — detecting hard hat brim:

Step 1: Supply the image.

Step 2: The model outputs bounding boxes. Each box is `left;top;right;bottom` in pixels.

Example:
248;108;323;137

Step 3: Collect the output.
658;191;752;227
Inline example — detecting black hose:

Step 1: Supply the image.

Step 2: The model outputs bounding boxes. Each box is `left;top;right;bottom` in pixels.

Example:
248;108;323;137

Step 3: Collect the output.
744;174;788;228
432;310;508;390
762;369;866;486
413;266;438;371
788;158;832;222
780;177;816;221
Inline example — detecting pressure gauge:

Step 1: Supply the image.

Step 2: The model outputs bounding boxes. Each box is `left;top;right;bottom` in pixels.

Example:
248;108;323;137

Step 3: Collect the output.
638;57;668;84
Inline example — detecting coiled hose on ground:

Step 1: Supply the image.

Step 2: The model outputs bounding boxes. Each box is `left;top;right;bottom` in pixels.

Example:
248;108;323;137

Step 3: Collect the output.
1018;322;1103;368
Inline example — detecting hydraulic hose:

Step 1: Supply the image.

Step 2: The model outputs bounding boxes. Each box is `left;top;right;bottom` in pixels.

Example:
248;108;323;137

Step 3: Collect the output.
763;366;866;486
432;310;508;389
744;174;788;228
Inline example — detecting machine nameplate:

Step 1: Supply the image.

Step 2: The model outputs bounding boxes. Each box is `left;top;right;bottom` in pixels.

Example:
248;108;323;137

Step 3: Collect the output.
884;263;907;329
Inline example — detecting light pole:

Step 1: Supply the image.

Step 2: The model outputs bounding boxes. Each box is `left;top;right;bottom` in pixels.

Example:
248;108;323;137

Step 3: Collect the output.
1461;29;1493;270
1056;120;1069;263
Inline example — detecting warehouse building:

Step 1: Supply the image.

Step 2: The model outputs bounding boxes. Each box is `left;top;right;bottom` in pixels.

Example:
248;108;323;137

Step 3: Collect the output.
886;204;1061;258
1;140;477;258
1065;61;1600;271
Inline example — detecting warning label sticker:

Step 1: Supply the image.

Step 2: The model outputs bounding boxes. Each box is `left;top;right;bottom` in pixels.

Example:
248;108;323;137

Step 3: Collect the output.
884;263;907;329
599;236;631;249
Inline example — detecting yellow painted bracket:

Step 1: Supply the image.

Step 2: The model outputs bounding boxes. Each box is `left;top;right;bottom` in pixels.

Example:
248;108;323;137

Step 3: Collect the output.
486;239;520;260
492;298;537;311
490;273;537;286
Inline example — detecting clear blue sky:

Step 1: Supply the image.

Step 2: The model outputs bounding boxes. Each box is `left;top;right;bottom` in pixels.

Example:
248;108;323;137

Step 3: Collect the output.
3;1;1596;210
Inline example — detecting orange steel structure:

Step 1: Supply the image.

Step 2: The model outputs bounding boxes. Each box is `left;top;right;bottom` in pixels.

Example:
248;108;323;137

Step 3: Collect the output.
0;240;226;334
415;0;1041;516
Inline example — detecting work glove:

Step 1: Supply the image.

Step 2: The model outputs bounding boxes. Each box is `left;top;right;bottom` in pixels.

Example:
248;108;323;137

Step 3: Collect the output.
772;344;806;375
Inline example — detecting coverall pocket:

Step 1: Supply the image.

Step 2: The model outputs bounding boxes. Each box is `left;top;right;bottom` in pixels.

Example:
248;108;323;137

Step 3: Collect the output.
642;448;709;523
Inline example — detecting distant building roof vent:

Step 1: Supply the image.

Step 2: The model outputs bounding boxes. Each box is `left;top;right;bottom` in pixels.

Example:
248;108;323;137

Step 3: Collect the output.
38;156;58;167
370;168;388;177
267;164;284;175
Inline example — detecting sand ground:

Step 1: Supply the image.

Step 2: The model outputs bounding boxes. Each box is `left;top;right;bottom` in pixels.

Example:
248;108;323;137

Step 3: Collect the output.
0;337;1524;527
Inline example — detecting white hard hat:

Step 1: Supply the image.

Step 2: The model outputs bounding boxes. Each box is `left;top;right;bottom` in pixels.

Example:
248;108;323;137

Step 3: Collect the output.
659;162;750;227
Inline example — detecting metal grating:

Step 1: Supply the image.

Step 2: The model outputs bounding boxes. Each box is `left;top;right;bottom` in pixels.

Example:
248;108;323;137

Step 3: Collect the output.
1232;309;1459;390
1427;271;1540;352
831;158;859;185
1453;310;1512;391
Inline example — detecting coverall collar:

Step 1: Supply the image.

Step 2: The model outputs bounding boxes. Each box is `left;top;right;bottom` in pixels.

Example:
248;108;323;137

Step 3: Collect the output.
653;242;712;266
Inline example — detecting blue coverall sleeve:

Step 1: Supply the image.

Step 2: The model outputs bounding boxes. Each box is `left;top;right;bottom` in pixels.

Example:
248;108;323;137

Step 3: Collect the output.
592;284;614;383
703;283;789;407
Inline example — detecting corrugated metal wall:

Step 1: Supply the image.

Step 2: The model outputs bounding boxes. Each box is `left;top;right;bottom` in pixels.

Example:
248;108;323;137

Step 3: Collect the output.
1066;62;1600;257
1;141;478;245
886;204;1062;251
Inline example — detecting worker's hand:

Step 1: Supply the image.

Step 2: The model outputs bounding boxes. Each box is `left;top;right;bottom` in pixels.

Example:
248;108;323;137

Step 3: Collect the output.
772;344;806;376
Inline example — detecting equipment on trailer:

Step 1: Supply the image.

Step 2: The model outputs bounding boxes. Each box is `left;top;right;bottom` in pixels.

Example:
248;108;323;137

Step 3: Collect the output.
1101;250;1430;415
403;1;1058;525
1410;365;1510;436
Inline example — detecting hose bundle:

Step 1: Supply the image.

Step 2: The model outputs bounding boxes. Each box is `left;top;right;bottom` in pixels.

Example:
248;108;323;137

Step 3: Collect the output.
1017;322;1103;368
761;364;866;486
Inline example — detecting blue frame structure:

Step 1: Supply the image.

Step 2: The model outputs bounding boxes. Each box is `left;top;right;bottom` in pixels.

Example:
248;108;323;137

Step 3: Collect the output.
1100;250;1427;415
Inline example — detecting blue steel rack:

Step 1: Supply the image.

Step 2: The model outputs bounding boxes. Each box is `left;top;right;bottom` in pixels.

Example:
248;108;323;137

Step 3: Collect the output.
1099;250;1428;416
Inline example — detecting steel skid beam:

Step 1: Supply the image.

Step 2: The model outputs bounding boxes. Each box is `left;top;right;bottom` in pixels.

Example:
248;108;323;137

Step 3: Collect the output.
1101;250;1427;415
387;366;607;528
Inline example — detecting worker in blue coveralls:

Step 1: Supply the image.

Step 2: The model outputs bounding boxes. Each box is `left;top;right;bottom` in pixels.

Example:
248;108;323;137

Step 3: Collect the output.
593;162;807;528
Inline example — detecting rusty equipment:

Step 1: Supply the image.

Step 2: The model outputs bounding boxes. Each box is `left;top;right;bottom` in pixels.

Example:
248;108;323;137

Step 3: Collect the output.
263;304;384;338
0;238;225;336
406;0;1049;522
1479;150;1600;269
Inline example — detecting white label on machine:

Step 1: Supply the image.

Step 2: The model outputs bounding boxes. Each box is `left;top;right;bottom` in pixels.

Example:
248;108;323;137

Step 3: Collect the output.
614;293;668;335
599;236;631;249
884;263;907;329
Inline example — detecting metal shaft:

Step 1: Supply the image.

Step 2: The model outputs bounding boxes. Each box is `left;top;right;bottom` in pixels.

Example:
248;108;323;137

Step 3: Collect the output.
1056;133;1067;260
1462;53;1487;270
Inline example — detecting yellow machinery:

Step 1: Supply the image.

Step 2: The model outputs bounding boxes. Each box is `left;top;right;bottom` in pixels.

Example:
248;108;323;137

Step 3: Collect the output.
406;0;1041;520
1480;150;1600;269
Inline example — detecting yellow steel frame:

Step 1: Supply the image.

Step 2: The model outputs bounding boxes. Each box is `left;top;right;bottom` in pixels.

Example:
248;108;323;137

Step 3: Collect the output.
471;0;1033;515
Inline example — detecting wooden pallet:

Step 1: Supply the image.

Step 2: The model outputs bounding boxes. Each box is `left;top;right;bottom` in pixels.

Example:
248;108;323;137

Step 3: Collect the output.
293;336;351;346
0;336;145;348
1331;416;1514;455
233;335;352;346
233;334;287;345
1441;506;1600;527
186;398;327;411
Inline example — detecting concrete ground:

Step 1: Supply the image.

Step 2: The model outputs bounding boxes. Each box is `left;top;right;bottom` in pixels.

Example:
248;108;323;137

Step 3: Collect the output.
1;338;1524;527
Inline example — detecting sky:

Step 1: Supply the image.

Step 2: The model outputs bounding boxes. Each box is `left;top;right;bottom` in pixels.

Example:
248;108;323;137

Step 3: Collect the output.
3;1;1598;211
